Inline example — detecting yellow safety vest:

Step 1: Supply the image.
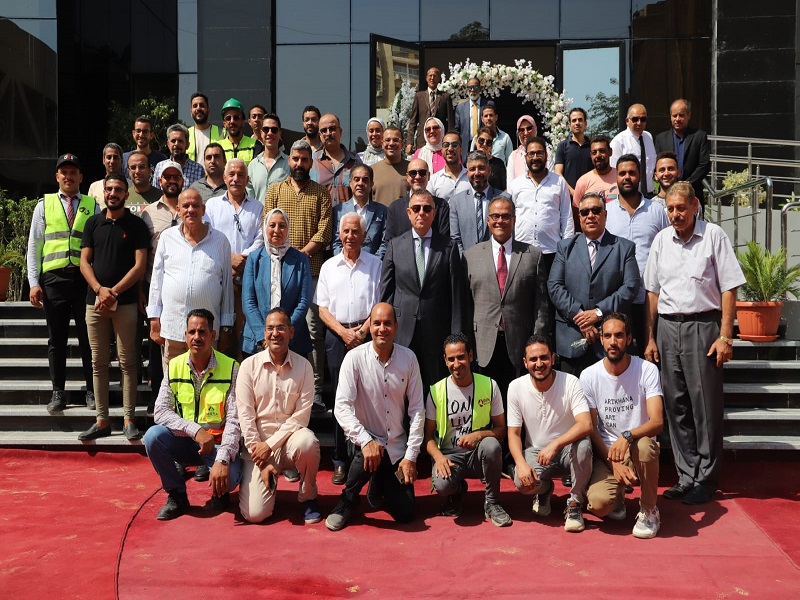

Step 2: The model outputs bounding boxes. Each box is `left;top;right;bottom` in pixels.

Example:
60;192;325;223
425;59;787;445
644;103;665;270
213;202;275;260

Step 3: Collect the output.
168;350;237;441
187;124;222;162
430;373;493;449
218;135;257;165
41;193;96;273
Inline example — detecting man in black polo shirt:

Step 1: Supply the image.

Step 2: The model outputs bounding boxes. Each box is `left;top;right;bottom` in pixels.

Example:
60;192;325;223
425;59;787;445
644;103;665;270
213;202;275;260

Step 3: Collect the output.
554;107;593;197
79;173;150;441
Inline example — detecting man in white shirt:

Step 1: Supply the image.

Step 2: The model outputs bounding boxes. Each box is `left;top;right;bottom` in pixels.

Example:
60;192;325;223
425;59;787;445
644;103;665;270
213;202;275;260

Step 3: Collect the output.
610;104;656;196
507;335;592;533
581;312;664;538
327;302;425;531
428;131;471;203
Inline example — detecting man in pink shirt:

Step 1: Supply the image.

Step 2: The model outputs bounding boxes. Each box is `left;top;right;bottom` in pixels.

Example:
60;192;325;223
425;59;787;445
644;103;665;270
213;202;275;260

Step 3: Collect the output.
572;135;619;227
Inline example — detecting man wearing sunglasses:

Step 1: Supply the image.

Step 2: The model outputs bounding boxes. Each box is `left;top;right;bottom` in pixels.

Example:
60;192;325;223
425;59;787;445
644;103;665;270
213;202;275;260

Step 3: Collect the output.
428;132;471;204
548;193;639;376
385;158;450;241
311;113;362;204
247;113;289;203
610;104;656;197
219;98;257;165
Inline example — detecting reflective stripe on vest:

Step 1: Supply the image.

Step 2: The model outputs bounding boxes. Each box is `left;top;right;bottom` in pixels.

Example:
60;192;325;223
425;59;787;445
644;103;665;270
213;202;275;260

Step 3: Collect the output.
187;124;221;162
218;136;257;165
430;373;492;448
168;350;237;434
41;194;95;272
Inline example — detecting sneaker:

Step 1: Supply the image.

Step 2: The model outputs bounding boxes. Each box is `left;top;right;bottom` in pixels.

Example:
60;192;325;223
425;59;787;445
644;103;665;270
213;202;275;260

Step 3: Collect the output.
564;500;585;533
632;506;661;539
608;501;627;521
194;464;210;482
303;499;322;524
532;480;553;517
325;500;353;531
157;491;190;521
441;481;467;517
85;391;95;410
46;390;67;413
283;468;300;483
484;502;513;527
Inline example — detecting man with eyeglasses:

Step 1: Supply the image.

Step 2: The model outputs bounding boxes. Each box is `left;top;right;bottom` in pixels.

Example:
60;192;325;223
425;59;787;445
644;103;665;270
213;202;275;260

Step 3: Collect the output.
311;113;362;204
454;77;487;165
508;137;574;275
554;108;593;198
190;142;228;204
127;151;162;207
78;173;149;441
385;158;450;241
610;104;656;197
548;193;639;376
474;127;507;192
406;66;455;154
123;116;167;178
449;151;506;254
219;98;257;165
372;126;409;206
187;92;222;163
153;123;204;190
205;159;265;360
247;113;289;203
428;132;471;204
381;190;464;388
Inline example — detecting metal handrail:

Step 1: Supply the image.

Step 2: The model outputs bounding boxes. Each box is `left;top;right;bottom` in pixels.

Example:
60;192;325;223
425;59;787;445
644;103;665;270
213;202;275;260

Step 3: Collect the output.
781;201;800;268
703;176;773;251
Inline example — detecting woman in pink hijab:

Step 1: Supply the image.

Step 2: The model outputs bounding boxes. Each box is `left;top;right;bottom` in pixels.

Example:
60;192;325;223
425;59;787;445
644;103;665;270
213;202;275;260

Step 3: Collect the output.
412;117;446;174
507;115;538;182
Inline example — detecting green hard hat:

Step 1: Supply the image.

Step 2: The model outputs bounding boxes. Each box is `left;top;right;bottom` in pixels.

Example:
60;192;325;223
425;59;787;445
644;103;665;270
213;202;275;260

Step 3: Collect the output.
221;97;244;118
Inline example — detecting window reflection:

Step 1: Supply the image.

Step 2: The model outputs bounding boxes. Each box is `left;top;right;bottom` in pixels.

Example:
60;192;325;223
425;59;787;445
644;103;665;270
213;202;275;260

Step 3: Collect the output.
421;1;489;41
349;44;370;151
351;1;419;42
560;0;630;39
563;46;621;136
490;0;558;40
276;0;349;44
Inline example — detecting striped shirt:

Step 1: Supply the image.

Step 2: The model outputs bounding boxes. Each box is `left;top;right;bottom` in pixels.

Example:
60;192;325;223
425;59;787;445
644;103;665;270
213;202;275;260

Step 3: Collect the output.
147;224;235;342
263;177;332;276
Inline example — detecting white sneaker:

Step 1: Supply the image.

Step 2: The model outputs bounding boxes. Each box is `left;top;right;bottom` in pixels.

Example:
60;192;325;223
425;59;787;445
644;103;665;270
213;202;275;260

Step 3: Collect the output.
532;480;553;517
608;501;627;521
632;506;661;539
564;500;585;533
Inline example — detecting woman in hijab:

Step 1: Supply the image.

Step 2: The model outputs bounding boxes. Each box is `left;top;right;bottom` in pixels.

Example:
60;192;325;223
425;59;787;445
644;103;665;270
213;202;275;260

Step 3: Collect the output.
241;208;312;357
357;117;385;166
507;115;538;182
412;116;446;174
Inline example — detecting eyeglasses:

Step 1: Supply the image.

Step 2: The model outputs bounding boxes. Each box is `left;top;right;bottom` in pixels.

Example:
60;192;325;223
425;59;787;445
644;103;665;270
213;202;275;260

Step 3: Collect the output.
265;325;289;333
407;169;428;178
233;213;243;234
223;114;242;122
488;213;513;222
424;125;442;133
476;138;493;146
579;206;604;217
629;116;647;123
262;126;280;134
467;84;480;91
319;126;339;134
441;141;461;148
526;150;546;158
409;204;434;213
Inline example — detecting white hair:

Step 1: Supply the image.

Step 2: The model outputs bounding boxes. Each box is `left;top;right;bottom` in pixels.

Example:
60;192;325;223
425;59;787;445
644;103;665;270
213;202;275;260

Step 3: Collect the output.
225;158;247;174
339;211;367;234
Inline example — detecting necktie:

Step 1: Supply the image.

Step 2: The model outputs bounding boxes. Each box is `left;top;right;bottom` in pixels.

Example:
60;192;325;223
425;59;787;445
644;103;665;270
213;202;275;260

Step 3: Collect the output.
429;91;436;116
471;102;478;137
65;196;76;228
415;237;426;286
497;245;508;296
589;240;598;270
475;192;485;242
639;135;647;195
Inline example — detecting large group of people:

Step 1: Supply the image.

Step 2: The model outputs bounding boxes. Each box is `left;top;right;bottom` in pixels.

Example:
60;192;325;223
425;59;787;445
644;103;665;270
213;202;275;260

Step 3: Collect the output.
28;76;741;538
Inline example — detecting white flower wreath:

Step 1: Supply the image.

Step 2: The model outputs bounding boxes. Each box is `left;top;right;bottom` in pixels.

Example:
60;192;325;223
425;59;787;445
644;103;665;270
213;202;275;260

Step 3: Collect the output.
439;58;572;155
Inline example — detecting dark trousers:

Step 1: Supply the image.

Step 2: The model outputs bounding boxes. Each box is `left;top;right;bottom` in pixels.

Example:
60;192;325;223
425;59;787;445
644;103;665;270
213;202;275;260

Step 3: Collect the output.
325;328;350;467
481;331;519;405
40;269;93;392
631;302;646;358
559;351;601;378
340;441;415;523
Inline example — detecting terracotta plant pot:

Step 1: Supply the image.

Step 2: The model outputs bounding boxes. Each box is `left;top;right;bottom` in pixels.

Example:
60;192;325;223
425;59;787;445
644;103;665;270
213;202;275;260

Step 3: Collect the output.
736;300;783;342
0;266;11;302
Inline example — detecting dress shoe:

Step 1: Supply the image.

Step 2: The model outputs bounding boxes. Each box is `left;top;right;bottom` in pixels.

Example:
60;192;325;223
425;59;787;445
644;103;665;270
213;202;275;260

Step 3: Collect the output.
123;423;141;440
682;485;715;505
194;464;210;481
663;482;693;500
78;422;112;441
331;464;347;485
85;391;95;411
562;475;573;487
311;395;328;416
157;491;190;520
46;390;67;413
283;468;300;483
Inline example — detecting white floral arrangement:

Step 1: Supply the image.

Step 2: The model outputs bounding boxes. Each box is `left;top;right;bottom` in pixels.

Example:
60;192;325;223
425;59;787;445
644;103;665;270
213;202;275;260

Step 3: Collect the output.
439;59;572;154
388;78;415;136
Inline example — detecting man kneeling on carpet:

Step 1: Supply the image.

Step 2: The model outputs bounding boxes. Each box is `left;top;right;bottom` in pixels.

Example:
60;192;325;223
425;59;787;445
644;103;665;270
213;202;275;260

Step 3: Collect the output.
424;333;512;526
581;312;663;538
143;308;242;520
235;307;322;524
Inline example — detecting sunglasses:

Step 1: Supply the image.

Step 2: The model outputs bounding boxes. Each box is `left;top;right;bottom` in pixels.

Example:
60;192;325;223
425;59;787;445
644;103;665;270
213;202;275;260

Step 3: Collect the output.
629;116;647;123
441;141;461;148
407;169;428;178
579;206;604;217
467;84;480;91
409;204;434;213
518;125;535;133
262;126;280;134
476;138;493;145
424;126;442;132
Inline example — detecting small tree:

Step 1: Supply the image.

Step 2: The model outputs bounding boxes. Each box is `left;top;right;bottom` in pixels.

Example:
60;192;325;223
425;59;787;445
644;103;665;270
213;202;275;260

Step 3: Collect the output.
585;78;620;138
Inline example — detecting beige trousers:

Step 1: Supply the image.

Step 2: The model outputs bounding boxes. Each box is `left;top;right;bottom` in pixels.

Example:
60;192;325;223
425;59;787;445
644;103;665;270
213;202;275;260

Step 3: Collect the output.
587;436;660;515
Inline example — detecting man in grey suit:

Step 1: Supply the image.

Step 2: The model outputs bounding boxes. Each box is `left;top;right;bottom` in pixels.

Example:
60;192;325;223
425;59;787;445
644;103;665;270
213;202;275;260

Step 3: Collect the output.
454;78;488;165
381;190;464;388
463;196;550;400
548;193;640;376
450;151;506;254
654;99;710;210
332;164;387;259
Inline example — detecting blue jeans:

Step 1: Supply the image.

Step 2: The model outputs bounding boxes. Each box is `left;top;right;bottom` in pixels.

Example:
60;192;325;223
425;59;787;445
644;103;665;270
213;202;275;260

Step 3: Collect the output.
144;424;242;495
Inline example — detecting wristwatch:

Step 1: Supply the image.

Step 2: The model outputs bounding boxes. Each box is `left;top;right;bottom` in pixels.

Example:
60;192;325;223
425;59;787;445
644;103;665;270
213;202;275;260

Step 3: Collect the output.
595;307;603;319
622;430;633;442
216;459;229;466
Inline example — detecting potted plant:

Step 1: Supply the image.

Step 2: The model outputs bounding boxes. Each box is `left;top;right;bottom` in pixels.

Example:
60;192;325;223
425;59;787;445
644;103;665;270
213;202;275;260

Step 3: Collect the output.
736;241;800;341
0;246;25;302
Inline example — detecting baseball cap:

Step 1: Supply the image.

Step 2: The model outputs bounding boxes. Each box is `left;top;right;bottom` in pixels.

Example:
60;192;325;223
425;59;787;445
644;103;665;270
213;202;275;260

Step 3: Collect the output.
56;153;82;171
160;160;184;176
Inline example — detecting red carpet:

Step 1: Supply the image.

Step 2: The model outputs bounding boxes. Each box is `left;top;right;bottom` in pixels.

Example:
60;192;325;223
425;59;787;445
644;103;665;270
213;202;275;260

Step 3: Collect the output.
1;450;799;599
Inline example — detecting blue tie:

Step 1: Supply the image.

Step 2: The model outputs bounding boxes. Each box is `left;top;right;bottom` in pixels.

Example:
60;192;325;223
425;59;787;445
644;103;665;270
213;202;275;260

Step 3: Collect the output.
475;192;485;242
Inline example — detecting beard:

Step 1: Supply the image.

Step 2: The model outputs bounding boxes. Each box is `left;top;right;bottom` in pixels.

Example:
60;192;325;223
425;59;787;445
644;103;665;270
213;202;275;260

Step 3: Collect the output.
291;167;310;182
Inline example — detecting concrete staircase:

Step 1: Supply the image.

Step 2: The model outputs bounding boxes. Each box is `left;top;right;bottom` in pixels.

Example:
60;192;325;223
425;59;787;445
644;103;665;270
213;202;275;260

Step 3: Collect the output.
0;301;798;454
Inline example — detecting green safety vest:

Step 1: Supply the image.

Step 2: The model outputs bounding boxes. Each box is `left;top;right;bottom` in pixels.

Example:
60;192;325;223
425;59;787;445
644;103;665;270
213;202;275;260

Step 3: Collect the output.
187;124;222;162
218;135;257;165
41;193;96;273
168;350;237;439
430;373;493;448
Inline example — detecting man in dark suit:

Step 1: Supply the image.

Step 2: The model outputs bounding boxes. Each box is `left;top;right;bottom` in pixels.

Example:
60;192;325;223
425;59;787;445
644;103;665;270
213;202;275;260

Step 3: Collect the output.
450;151;505;254
548;192;640;376
332;164;387;259
385;158;449;241
464;196;550;400
454;77;488;165
406;67;455;154
654;99;710;209
381;190;464;388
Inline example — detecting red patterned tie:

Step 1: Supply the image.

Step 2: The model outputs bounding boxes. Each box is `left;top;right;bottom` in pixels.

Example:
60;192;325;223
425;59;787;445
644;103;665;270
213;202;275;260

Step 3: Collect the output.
497;245;508;296
65;196;76;228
